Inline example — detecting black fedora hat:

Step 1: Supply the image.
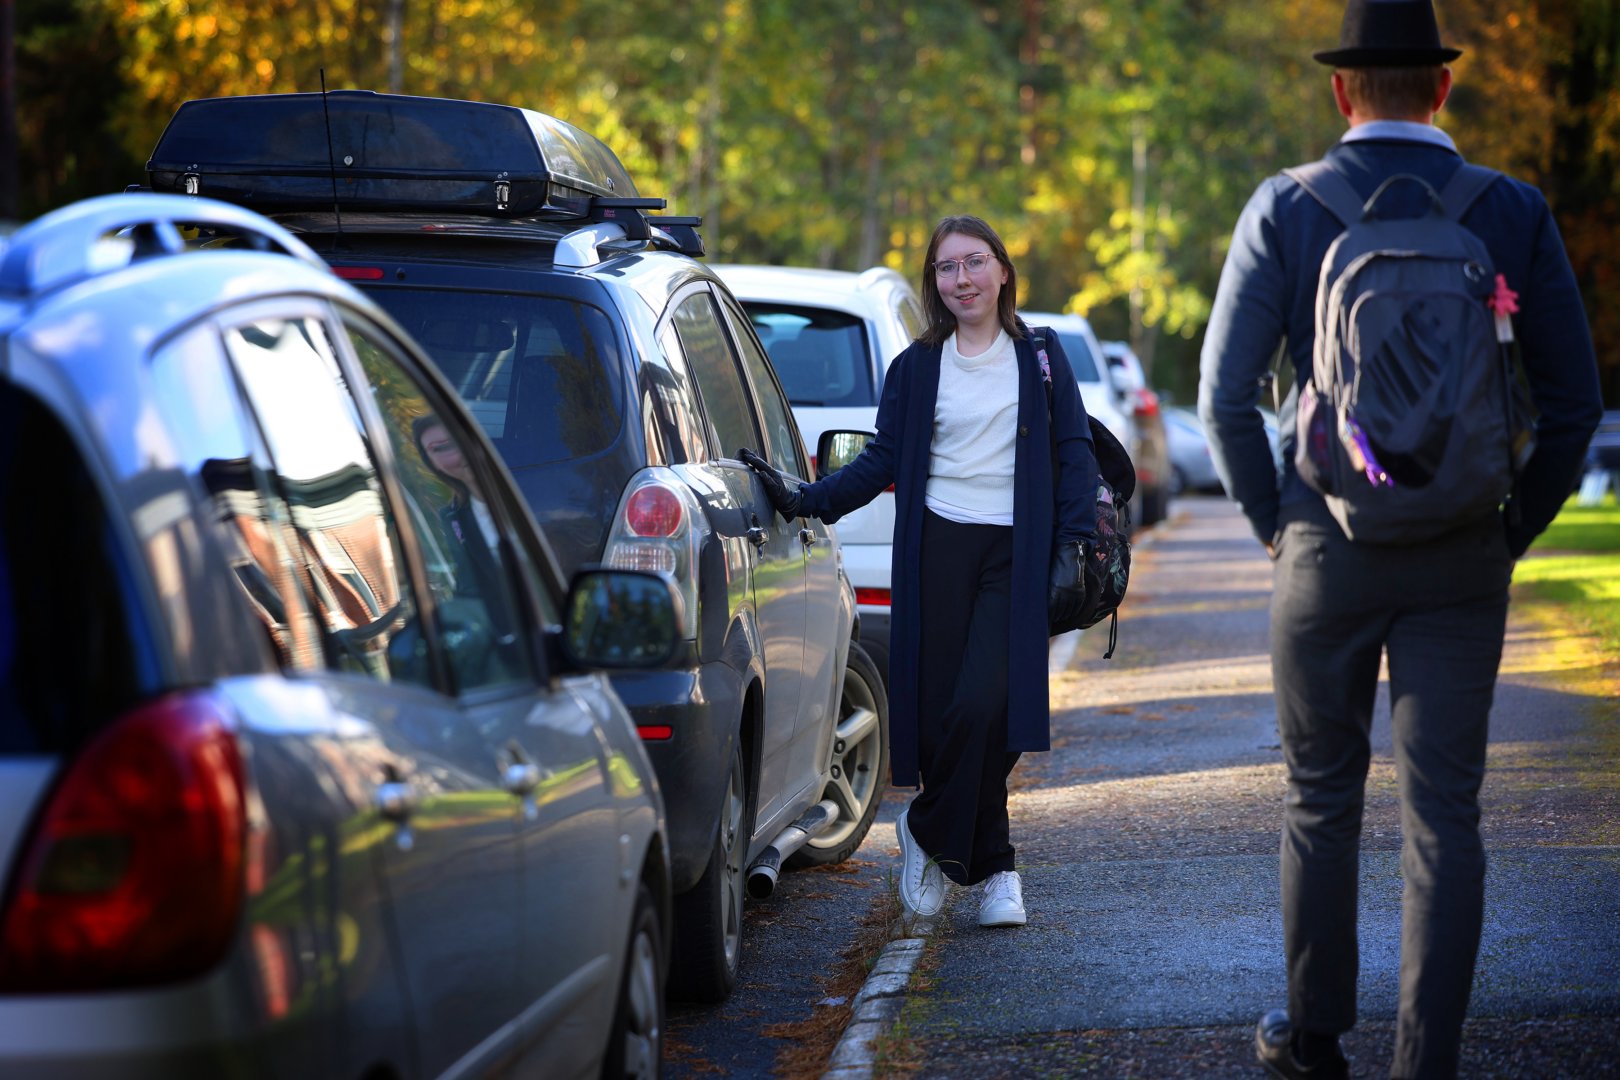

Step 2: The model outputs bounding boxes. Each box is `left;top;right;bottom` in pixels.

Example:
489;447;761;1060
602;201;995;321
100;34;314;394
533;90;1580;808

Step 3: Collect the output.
1314;0;1462;67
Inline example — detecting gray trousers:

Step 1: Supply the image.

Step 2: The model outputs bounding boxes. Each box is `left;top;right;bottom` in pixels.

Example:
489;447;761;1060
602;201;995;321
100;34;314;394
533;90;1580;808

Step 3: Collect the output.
1271;499;1512;1079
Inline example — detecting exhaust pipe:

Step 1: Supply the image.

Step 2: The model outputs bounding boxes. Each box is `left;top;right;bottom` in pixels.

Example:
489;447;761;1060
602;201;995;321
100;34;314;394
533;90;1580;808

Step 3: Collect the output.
746;798;839;899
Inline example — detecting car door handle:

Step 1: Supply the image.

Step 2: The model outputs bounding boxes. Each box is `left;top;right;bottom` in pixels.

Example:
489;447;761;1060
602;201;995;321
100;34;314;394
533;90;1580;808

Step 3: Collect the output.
503;761;542;796
800;527;819;549
746;514;768;549
374;779;416;823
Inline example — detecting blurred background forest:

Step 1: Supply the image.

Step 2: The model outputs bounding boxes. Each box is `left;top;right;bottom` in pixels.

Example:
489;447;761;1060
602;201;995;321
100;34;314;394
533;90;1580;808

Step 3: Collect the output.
7;0;1617;403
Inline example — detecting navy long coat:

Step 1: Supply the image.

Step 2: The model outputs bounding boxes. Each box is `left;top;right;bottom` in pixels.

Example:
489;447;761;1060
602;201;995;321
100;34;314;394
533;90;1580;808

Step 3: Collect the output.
796;328;1098;787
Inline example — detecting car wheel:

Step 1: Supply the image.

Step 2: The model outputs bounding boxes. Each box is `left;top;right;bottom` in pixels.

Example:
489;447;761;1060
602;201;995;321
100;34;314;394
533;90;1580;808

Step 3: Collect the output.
669;738;749;1003
601;881;663;1080
1170;465;1187;497
791;641;889;867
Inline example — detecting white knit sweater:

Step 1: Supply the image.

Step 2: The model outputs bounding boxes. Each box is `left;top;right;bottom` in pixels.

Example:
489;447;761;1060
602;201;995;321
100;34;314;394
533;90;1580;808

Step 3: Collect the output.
925;329;1018;525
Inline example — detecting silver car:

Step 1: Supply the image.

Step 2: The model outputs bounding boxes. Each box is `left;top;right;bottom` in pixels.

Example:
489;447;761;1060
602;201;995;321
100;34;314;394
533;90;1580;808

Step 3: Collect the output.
0;194;680;1079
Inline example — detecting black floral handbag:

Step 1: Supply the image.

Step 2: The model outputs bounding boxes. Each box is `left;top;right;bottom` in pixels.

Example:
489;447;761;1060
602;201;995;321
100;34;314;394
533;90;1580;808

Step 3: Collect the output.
1035;329;1135;656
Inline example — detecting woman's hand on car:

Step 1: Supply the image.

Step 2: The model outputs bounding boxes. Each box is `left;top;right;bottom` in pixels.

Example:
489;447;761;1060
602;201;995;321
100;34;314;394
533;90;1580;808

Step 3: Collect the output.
738;448;803;520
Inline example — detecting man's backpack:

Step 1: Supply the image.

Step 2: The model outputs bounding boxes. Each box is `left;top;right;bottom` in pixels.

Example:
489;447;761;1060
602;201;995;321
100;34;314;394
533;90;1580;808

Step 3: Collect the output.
1032;328;1134;657
1285;161;1536;544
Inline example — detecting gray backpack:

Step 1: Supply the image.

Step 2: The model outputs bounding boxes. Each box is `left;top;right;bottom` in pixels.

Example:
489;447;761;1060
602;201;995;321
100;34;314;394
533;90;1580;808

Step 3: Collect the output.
1286;161;1535;544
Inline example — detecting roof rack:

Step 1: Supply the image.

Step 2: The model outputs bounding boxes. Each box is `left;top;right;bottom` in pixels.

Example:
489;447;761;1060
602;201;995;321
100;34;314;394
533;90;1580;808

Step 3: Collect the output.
0;192;324;297
143;91;704;257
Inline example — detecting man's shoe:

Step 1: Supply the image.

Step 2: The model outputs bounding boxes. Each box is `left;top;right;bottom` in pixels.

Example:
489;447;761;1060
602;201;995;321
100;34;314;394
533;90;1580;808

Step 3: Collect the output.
978;870;1026;927
895;808;944;917
1254;1010;1348;1079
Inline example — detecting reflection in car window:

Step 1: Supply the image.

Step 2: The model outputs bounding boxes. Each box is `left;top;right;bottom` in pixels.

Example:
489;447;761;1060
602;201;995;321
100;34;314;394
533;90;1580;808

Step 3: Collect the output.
650;324;711;464
151;327;321;670
724;296;805;477
223;316;428;687
742;302;875;408
675;292;760;459
360;289;624;470
345;325;535;693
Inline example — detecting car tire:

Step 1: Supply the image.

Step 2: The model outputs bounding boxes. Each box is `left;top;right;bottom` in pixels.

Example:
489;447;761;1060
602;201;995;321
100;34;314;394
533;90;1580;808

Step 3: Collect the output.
790;641;889;868
1170;465;1187;497
601;881;663;1080
669;738;750;1003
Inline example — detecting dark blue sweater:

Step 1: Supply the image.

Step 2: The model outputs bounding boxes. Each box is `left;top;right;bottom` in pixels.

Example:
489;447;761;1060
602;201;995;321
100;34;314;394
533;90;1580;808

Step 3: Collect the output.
1198;135;1602;554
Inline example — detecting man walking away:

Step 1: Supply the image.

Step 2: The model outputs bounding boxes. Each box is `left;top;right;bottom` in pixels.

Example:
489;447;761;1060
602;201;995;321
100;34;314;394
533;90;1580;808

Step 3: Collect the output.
1198;1;1603;1077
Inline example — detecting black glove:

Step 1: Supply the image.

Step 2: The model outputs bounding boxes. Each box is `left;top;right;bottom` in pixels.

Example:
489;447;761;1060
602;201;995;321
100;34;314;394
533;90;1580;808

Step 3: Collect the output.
1048;540;1089;632
738;448;803;520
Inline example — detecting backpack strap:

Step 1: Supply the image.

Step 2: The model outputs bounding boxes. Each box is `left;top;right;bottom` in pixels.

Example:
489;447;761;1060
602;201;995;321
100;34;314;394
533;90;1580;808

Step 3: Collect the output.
1282;161;1367;227
1437;163;1499;221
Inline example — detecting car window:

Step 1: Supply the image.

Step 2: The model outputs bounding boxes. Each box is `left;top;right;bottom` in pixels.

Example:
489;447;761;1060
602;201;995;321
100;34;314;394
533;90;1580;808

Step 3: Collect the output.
721;295;806;477
1050;328;1102;382
649;325;711;464
742;301;876;408
361;288;625;470
343;323;538;693
673;291;760;459
151;325;323;672
0;384;154;754
222;315;431;688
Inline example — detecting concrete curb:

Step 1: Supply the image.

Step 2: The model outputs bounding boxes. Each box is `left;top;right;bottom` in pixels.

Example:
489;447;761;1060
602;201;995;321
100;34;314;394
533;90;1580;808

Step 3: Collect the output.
820;925;934;1079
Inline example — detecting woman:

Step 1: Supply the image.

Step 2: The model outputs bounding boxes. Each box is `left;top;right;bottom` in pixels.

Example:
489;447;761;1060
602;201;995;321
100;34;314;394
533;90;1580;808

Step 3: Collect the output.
741;215;1099;926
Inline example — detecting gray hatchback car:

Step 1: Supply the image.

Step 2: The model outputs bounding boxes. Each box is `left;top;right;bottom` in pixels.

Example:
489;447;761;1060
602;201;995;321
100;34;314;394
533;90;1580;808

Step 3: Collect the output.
0;194;681;1079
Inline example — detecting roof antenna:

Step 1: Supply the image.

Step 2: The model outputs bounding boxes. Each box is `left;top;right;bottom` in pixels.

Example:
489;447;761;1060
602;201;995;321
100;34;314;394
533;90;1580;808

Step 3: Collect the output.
319;68;345;246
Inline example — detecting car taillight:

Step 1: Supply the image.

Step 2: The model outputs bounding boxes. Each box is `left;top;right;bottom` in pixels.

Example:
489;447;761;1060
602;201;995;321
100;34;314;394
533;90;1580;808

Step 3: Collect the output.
855;587;891;607
1133;388;1160;418
625;486;683;537
332;266;385;280
603;472;702;640
0;691;247;992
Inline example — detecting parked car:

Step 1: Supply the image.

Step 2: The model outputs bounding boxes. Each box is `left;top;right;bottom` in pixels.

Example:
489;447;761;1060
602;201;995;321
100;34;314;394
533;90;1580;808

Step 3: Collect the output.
1018;312;1139;526
0;193;681;1078
710;264;925;691
142;90;889;1002
1099;340;1171;524
1163;405;1224;494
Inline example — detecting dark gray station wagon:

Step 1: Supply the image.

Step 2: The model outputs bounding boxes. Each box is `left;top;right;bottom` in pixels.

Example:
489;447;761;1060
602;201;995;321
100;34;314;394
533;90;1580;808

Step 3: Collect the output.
141;91;891;1002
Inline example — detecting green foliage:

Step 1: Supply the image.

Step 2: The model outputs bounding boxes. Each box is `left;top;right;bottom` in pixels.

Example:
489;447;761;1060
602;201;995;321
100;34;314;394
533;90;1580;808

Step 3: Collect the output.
15;0;1617;402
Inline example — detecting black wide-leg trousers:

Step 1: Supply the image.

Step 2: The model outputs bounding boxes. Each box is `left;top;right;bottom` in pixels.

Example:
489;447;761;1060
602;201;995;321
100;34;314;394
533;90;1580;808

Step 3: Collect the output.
907;509;1020;887
1271;499;1511;1080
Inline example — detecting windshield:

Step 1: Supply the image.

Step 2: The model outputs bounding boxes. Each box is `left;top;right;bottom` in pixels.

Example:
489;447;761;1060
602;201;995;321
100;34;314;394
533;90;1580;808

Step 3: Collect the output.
360;288;625;469
742;302;875;407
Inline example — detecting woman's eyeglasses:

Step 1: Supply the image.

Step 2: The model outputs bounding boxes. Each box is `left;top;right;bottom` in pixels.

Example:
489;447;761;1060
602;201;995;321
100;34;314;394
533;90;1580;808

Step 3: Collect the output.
933;252;995;278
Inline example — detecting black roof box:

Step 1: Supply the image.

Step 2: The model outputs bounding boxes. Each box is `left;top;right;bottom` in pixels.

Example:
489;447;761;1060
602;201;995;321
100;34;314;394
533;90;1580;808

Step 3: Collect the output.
146;91;640;218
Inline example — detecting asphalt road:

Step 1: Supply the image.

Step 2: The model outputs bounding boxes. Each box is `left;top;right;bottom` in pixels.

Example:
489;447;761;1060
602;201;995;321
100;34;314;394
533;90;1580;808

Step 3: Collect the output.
895;496;1620;1079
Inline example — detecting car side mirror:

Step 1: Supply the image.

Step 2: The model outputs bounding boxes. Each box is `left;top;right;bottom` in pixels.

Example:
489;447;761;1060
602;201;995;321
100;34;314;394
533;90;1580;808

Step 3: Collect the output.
560;568;681;669
816;429;874;480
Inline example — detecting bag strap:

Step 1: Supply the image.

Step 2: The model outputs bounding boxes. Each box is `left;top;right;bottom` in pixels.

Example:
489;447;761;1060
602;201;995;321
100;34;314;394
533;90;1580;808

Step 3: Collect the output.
1437;162;1498;221
1282;161;1366;227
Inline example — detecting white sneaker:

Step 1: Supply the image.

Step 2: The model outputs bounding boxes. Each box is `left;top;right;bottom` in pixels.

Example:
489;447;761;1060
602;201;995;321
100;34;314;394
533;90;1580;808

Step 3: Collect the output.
896;808;944;917
978;870;1025;927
